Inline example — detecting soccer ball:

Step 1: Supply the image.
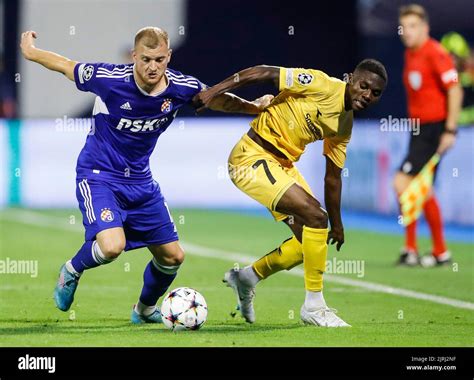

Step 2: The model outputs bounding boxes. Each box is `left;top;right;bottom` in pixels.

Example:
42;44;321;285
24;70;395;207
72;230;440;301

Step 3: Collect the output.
161;287;208;331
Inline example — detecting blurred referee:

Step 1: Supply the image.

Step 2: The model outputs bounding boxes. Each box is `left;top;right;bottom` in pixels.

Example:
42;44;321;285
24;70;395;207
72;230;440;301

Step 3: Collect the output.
394;4;463;267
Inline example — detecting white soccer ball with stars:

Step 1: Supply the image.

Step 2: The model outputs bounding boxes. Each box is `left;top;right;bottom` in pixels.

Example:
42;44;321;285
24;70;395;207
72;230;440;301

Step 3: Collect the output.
161;287;208;331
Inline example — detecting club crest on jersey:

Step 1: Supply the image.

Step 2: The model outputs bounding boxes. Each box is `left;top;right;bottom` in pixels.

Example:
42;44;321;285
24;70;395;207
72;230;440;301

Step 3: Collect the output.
297;73;313;85
161;99;173;113
100;208;114;223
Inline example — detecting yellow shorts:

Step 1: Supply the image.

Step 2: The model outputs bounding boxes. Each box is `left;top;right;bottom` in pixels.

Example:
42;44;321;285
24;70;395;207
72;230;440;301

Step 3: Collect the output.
228;134;314;222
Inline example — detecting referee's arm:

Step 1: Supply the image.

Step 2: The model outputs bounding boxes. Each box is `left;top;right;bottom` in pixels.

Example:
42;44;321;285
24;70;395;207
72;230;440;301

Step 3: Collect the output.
438;83;463;155
445;83;463;132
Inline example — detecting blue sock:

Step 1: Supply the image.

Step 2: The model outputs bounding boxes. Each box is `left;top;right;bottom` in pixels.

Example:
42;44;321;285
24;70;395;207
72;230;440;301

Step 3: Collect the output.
70;241;113;274
139;259;179;306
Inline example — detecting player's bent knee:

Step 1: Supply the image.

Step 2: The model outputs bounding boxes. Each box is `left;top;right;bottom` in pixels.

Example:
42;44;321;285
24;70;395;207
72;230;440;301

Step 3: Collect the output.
153;254;183;273
299;199;328;229
169;248;185;266
160;247;185;267
99;240;125;260
307;209;328;229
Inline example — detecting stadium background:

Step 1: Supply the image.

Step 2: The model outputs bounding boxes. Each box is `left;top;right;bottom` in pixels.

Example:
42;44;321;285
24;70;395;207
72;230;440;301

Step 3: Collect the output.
1;0;473;232
0;0;473;348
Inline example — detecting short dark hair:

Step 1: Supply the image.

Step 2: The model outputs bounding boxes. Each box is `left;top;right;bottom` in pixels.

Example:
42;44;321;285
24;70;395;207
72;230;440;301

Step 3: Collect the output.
399;4;429;23
354;58;388;84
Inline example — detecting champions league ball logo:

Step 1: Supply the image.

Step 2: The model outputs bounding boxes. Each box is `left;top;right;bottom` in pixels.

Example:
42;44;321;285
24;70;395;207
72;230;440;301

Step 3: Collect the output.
100;208;114;223
161;99;173;113
297;72;313;85
82;65;94;82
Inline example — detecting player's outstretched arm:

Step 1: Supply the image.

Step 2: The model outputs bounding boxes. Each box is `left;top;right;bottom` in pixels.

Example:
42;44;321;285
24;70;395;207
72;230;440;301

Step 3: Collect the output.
193;65;280;113
324;156;344;251
207;93;274;114
20;31;77;81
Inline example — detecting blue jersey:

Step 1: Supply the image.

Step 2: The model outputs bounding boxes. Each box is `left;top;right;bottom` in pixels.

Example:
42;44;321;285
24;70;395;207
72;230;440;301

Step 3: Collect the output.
73;63;204;183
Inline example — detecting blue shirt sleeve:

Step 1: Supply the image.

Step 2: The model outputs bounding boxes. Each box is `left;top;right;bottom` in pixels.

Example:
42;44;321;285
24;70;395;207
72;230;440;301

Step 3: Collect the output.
196;79;207;91
74;62;129;98
183;76;206;104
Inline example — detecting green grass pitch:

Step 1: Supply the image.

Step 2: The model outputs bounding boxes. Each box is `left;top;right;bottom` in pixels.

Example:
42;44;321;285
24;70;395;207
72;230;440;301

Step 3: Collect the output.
0;208;473;347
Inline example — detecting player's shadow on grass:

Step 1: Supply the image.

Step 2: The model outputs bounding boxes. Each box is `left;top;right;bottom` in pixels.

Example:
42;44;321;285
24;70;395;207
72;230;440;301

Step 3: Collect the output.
0;320;305;336
0;318;134;335
191;323;305;334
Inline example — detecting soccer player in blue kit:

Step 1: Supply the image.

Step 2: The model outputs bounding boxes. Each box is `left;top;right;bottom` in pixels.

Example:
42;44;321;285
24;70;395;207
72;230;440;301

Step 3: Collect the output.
20;27;271;323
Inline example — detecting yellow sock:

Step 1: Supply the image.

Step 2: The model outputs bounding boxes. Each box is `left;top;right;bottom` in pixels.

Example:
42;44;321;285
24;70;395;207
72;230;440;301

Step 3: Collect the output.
302;226;329;291
252;236;303;279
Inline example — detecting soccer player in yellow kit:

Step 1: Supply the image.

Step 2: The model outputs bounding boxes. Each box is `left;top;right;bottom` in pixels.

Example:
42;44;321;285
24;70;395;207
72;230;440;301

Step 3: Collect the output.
194;59;387;327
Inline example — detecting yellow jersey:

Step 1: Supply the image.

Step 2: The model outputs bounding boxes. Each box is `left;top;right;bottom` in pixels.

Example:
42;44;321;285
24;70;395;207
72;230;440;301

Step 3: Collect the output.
250;67;353;168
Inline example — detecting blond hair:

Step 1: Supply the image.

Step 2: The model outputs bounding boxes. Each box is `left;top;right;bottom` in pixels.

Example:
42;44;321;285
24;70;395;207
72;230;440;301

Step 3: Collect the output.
399;4;429;23
134;27;169;48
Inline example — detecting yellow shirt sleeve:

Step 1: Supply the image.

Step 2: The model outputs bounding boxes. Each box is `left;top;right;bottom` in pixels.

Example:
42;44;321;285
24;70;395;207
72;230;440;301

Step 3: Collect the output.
323;135;351;169
279;67;330;95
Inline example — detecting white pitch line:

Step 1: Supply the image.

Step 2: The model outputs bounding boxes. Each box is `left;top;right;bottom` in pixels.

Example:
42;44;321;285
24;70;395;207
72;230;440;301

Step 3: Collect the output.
2;209;474;311
180;242;474;311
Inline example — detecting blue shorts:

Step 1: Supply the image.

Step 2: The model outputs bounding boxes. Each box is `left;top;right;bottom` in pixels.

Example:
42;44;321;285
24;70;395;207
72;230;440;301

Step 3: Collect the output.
76;178;178;251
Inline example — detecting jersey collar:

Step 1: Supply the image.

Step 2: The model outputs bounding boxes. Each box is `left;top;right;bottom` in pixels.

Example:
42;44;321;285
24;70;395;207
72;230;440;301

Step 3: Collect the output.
133;64;169;97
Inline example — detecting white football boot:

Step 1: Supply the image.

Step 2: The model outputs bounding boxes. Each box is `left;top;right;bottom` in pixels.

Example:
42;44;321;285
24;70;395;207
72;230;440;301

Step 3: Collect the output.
420;251;452;268
300;304;351;327
223;268;256;323
398;249;419;266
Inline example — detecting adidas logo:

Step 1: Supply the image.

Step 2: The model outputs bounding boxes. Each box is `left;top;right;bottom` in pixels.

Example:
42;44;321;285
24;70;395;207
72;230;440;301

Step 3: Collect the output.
120;102;132;110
